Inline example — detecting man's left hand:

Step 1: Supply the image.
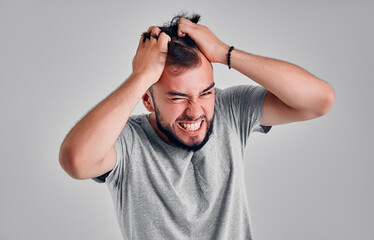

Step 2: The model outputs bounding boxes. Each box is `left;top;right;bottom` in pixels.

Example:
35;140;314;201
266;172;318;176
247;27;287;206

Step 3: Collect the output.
177;18;229;64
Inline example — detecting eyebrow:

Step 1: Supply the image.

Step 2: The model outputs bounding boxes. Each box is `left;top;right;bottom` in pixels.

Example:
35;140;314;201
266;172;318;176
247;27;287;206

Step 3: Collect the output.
166;82;215;98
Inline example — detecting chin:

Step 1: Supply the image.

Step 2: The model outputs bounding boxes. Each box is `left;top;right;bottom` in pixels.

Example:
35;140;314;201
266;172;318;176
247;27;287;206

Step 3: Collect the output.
179;139;203;148
155;111;214;152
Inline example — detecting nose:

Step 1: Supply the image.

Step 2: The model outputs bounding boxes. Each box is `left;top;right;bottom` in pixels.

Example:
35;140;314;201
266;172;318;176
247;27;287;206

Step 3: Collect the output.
185;98;203;120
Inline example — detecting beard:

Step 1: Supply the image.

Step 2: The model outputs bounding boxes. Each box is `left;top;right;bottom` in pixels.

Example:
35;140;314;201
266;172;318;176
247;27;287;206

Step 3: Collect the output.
153;104;214;152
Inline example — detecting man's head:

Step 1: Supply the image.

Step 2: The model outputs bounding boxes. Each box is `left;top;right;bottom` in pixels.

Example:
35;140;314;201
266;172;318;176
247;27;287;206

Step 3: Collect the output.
142;13;215;151
160;14;202;71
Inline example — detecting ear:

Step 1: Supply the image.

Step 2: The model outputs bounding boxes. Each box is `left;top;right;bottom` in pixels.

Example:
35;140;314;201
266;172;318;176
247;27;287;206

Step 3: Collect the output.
142;91;155;112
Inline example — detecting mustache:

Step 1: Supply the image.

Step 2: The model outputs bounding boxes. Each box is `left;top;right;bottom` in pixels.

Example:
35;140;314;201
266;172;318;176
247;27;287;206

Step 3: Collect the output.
176;114;206;122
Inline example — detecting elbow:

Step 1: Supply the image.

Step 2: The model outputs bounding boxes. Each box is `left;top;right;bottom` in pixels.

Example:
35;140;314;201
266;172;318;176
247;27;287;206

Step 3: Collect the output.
315;84;335;117
59;146;88;180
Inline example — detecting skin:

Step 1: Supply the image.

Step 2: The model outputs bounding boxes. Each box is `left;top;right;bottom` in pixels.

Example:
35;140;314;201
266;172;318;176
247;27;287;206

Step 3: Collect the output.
59;18;335;180
143;51;215;151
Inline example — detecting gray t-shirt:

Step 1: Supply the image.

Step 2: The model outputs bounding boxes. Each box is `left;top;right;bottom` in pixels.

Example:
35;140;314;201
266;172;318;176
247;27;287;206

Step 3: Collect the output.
94;85;271;240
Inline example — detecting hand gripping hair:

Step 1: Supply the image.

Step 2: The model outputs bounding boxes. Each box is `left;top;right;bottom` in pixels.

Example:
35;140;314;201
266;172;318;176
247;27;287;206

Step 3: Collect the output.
149;13;202;72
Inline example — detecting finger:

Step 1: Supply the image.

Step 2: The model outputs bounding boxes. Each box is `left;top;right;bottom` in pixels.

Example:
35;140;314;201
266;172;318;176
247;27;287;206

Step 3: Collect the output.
150;28;161;44
178;23;186;37
179;17;193;25
147;26;156;32
151;27;161;37
157;32;171;50
178;18;193;37
141;31;151;43
142;26;158;44
147;26;161;40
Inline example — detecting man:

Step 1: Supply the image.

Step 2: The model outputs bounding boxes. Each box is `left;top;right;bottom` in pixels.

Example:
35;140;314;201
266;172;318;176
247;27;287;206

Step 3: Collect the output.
59;14;334;239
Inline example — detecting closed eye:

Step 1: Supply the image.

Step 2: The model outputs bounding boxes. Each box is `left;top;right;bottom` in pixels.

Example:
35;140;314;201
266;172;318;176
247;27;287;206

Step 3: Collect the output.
200;91;213;98
170;97;188;102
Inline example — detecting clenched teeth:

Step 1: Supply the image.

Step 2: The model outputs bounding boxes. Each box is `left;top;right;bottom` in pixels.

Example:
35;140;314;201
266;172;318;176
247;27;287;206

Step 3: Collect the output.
180;121;202;131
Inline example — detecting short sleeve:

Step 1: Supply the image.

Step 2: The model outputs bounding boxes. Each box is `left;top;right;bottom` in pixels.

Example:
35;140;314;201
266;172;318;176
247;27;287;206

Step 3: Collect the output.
215;85;271;146
91;123;134;184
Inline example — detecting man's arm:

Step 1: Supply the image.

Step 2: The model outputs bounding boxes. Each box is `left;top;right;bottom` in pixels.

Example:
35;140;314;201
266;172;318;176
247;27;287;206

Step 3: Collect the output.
177;18;335;126
59;27;170;179
229;50;335;126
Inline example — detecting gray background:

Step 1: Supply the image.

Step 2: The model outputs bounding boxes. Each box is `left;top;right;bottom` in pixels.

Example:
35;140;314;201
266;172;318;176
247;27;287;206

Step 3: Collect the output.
1;0;373;239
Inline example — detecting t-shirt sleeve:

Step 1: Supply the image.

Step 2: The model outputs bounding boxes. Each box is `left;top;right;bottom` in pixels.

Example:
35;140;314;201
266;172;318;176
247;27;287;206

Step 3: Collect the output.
91;123;133;184
215;85;271;146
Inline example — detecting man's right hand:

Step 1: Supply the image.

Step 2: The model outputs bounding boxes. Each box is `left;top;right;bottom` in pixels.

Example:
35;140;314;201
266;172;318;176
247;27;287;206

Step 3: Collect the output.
132;26;171;84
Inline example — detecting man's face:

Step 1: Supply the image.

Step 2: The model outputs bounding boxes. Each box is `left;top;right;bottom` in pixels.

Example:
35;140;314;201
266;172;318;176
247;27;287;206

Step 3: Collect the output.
146;53;215;151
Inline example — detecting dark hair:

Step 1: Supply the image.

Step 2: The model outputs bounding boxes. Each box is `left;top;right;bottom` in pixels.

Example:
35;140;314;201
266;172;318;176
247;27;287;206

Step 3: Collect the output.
160;13;202;71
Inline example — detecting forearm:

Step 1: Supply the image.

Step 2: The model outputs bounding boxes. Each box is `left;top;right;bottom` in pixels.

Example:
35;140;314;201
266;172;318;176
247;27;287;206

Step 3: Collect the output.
59;73;151;170
230;49;334;114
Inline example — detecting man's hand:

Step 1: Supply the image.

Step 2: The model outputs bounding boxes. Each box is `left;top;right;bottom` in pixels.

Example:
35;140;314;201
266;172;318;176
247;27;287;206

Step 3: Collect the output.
177;18;229;64
132;26;171;84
